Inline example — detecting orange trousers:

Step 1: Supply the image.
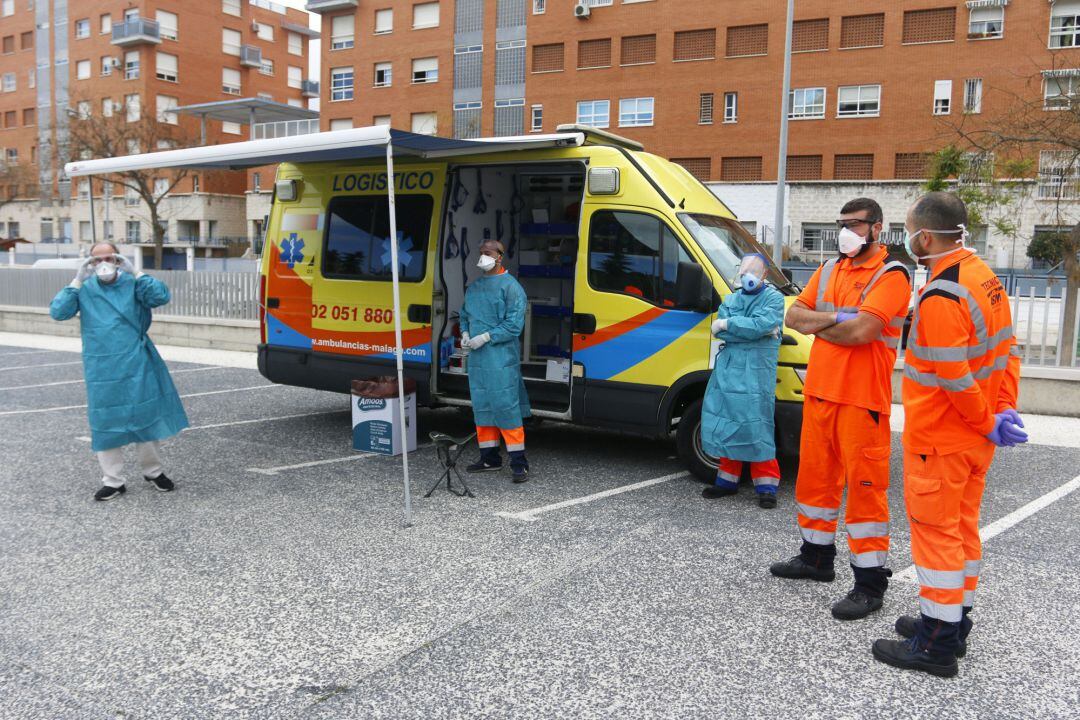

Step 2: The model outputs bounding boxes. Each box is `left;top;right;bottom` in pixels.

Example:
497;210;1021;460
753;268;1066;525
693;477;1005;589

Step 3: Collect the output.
903;443;994;623
476;425;525;452
716;457;780;494
795;397;892;568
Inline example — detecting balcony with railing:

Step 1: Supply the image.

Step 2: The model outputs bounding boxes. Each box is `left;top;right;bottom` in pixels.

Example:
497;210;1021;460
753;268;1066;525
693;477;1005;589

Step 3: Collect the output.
304;0;358;13
252;118;320;139
111;18;162;46
301;79;320;98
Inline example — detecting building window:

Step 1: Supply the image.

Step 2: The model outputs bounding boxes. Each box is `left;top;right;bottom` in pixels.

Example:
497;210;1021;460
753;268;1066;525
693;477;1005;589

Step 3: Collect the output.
75;19;90;39
453;102;482;139
834;153;874;180
373;62;392;87
837;84;880;117
288;65;302;89
1038;151;1080;199
495;39;526;85
840;14;884;49
902;7;956;45
413;2;440;29
252;172;261;191
673;28;716;61
330;67;354;100
1;72;13;92
620;34;656;66
963;78;982;114
100;14;111;34
156;94;178;124
1050;2;1080;48
720;156;762;181
1044;73;1079;110
153;178;169;198
576;99;610;128
375;8;393;34
259;59;274;76
126;139;141;155
411;57;438;83
618;97;654;127
787;155;823;181
801;223;838;252
792;18;828;53
533;0;545;13
100;55;112;76
3;109;14;126
531;104;543;132
125;94;140;122
587;210;693;309
222;121;241;135
126;221;141;242
123;50;139;80
411;111;437;135
222;28;241;56
222;67;241;95
155;52;177;82
933;80;952;115
5;148;17;164
76;60;91;80
578;38;612;69
495;0;526;27
494;98;525;137
330;15;354;50
223;0;241;17
968;5;1004;40
157;10;178;41
255;22;273;42
532;43;563;73
723;92;738;123
726;24;768;58
329;118;353;131
22;107;34;125
76;100;91;119
102;98;113;117
454;45;483;89
671;157;711;182
699;93;714;124
20;30;32;49
789;87;825;119
288;32;303;56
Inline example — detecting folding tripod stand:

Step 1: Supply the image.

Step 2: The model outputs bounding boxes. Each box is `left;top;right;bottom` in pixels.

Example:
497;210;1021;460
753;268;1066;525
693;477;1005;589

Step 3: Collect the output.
424;431;477;498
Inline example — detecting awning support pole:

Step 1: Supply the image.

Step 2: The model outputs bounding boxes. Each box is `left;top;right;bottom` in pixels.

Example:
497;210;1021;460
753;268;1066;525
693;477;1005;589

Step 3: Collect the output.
199;115;206;146
87;176;97;245
386;140;413;528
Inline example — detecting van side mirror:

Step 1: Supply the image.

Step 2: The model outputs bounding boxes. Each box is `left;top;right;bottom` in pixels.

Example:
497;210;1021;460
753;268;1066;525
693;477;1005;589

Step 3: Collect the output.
675;262;715;314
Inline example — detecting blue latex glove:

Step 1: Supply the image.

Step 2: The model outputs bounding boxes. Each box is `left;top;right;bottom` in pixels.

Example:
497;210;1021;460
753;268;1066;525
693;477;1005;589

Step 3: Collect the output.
836;311;858;323
1000;408;1024;429
999;419;1029;446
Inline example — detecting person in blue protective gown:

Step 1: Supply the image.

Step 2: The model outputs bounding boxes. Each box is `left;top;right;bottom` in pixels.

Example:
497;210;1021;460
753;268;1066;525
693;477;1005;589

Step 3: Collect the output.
699;253;786;508
459;239;532;483
49;242;189;501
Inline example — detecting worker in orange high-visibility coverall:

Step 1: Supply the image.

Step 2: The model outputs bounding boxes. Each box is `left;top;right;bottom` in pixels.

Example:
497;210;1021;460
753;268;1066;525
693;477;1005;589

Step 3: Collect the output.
770;197;912;622
872;192;1027;678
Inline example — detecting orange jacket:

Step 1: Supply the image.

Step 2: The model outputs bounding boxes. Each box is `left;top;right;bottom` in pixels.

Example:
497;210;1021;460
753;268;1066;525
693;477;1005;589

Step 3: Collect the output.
902;251;1021;455
797;247;911;414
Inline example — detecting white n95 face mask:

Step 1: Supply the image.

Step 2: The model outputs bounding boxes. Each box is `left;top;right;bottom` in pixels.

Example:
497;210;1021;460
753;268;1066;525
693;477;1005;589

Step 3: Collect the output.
95;262;118;283
837;227;868;257
477;255;497;272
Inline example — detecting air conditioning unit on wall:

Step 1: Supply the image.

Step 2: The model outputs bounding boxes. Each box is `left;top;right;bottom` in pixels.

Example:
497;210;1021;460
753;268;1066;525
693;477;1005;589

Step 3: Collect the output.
573;1;590;19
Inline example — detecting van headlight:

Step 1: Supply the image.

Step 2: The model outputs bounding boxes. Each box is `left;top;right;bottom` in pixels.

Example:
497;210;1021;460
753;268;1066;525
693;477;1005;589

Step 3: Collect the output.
794;368;808;385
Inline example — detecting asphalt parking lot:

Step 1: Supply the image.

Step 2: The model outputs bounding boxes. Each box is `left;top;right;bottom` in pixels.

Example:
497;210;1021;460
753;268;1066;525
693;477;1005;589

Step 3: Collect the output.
1;338;1079;720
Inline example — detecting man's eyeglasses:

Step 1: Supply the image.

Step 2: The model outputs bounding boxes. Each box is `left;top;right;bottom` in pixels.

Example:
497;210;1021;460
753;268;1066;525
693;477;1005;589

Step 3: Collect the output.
835;219;873;230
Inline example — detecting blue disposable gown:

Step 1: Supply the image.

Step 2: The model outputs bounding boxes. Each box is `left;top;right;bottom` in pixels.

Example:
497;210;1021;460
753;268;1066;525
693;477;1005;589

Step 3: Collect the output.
700;285;786;462
50;273;190;451
460;271;531;429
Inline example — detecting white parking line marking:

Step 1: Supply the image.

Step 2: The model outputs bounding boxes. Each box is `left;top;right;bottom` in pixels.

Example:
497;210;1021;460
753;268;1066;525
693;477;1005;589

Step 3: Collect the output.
74;409;349;442
895;473;1080;584
0;365;226;391
0;349;69;357
497;471;690;522
0;384;278;417
247;443;431;476
0;361;83;373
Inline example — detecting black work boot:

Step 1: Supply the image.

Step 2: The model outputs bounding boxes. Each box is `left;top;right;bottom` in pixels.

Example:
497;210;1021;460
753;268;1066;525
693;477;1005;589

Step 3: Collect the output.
702;485;738;499
895;615;968;658
509;451;529;483
757;492;777;509
871;637;958;678
467;447;503;473
145;473;175;492
769;555;836;582
831;590;884;620
94;485;126;502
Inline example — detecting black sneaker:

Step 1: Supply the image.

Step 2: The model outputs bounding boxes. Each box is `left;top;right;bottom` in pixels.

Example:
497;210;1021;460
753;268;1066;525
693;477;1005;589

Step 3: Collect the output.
871;637;958;678
895;615;967;658
512;466;529;483
702;485;738;499
466;459;502;473
769;555;835;582
831;589;884;620
94;485;126;502
145;473;175;492
758;493;777;509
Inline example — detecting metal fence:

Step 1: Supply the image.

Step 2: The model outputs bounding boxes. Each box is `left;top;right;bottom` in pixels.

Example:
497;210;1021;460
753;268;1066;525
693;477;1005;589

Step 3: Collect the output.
0;268;260;321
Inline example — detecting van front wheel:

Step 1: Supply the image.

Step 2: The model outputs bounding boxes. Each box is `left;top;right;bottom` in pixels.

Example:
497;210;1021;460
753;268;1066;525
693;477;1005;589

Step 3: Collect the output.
676;398;719;484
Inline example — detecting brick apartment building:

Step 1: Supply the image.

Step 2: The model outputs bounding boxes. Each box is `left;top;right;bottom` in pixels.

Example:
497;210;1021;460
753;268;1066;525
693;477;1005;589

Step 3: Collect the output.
306;0;1080;267
0;0;316;256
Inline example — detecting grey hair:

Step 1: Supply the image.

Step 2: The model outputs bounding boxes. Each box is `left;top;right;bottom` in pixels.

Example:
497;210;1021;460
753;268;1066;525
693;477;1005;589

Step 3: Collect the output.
89;240;120;255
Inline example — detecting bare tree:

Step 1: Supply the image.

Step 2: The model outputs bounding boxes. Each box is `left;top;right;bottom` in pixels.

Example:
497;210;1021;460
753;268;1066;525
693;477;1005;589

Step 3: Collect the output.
0;163;36;221
66;98;195;270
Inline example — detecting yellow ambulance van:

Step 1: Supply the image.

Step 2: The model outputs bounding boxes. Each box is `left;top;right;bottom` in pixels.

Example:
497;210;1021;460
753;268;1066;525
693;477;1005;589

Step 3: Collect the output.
66;125;811;481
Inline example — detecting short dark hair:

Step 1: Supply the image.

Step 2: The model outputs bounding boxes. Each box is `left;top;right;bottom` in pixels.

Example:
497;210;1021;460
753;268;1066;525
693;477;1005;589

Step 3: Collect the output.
910;192;967;240
840;197;883;225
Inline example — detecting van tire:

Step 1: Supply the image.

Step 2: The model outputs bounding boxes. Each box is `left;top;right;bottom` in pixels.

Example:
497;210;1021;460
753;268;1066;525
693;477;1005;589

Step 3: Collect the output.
676;398;718;484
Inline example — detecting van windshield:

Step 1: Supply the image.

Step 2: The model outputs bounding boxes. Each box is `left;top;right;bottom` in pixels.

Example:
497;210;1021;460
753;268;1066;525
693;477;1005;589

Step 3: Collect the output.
678;213;794;294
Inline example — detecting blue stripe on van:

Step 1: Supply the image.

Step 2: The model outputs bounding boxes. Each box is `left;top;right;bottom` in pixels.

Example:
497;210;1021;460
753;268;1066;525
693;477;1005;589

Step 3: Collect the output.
574;310;704;380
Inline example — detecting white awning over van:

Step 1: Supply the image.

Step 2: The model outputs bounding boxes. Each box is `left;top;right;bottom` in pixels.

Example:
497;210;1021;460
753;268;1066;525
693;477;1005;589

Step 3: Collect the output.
64;126;587;177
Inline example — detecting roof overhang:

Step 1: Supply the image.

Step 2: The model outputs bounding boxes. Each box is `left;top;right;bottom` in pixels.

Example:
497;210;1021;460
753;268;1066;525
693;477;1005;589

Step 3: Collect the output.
64;127;588;177
280;21;319;38
173;97;319;124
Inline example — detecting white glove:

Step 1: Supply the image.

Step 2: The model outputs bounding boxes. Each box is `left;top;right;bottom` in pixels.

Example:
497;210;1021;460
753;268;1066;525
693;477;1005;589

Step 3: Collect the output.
116;255;138;277
460;331;471;347
770;326;782;339
711;318;728;335
468;332;491;350
71;257;94;288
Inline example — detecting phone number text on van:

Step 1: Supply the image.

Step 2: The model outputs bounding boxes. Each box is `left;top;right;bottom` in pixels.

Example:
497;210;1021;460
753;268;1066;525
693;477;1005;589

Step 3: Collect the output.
331;171;436;193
